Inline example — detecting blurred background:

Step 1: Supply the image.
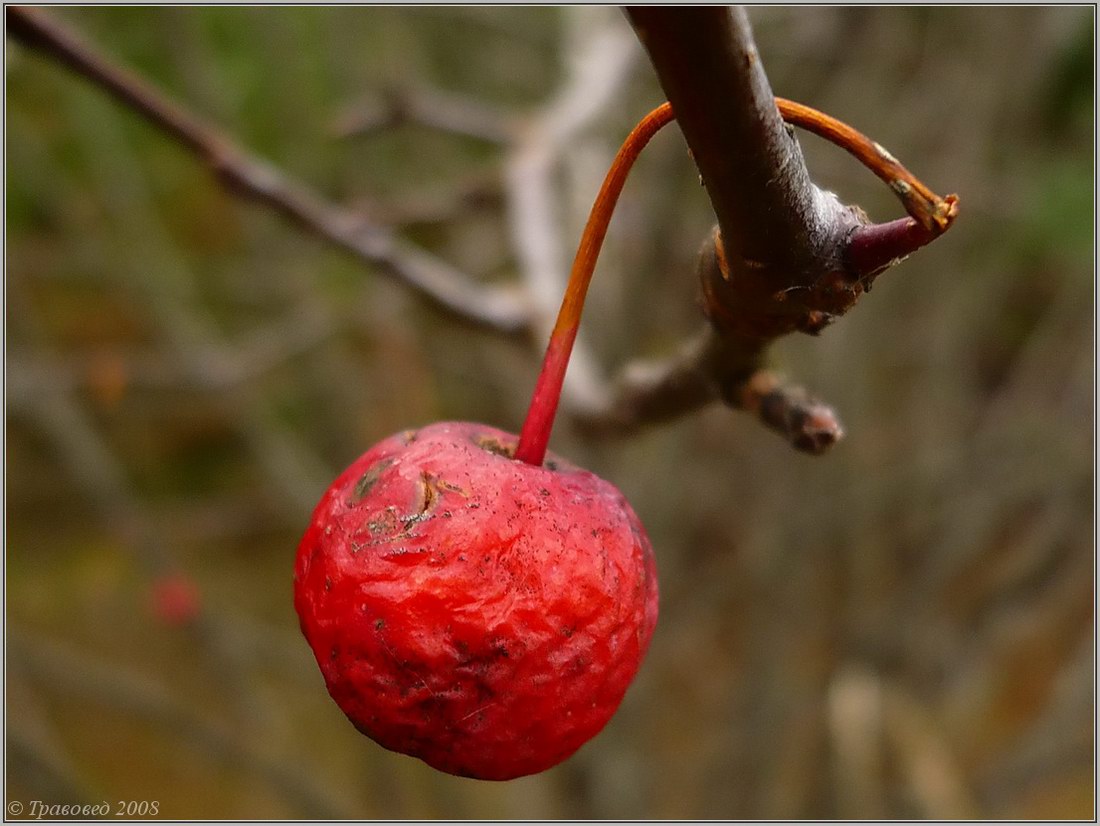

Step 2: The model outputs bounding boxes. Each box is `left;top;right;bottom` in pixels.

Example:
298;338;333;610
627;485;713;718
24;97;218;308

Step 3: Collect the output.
6;6;1094;819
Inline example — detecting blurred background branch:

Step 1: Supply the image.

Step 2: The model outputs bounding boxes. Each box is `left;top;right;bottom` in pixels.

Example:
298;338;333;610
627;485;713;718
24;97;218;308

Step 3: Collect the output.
6;5;532;334
6;4;893;452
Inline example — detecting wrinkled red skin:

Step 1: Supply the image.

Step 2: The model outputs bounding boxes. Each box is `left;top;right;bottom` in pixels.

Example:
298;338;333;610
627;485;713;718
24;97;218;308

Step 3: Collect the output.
294;421;658;780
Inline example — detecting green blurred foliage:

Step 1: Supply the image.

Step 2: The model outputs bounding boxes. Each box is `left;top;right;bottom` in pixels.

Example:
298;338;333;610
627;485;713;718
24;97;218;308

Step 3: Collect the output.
6;6;1094;819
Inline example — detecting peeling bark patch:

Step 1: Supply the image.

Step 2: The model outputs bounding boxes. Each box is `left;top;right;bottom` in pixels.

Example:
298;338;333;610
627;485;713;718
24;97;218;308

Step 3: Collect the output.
872;141;898;165
890;179;912;196
797;310;837;336
713;231;732;281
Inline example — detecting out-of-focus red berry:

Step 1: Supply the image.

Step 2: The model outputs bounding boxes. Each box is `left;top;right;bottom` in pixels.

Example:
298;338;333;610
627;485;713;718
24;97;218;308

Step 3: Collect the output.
150;573;202;627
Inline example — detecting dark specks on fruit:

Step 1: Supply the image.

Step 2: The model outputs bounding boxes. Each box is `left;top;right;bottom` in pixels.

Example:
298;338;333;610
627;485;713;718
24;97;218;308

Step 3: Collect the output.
375;618;385;630
368;508;401;537
324;576;332;591
433;477;469;497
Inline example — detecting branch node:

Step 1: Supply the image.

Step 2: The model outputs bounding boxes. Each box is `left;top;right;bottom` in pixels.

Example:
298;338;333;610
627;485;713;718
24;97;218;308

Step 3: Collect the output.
731;370;844;455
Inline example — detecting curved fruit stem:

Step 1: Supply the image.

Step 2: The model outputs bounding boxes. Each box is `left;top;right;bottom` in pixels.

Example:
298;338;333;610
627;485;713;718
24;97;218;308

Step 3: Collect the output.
515;97;957;467
774;98;958;234
515;103;675;466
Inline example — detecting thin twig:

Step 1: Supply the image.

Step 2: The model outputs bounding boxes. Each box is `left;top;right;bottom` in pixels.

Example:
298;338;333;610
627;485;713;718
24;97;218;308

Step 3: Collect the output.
6;6;530;334
576;326;843;454
731;369;844;455
574;329;718;437
351;173;503;227
7;304;332;400
332;83;515;144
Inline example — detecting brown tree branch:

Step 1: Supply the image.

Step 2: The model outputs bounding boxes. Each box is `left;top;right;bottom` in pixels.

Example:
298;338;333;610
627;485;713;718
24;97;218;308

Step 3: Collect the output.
619;7;961;454
8;5;954;455
732;369;845;455
6;6;531;335
629;7;864;305
574;329;718;436
574;325;844;454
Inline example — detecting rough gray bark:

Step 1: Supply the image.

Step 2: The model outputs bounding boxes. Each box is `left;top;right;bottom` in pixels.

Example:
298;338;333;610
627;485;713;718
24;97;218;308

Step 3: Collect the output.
629;7;862;303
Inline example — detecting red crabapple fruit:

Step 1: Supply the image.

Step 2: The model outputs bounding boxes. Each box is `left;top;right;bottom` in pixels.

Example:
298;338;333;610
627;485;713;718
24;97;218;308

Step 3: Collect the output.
294;421;657;780
295;105;674;779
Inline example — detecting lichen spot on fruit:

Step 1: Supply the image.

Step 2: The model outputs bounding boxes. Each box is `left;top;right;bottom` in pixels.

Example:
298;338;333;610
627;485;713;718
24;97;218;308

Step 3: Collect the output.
473;432;517;459
349;457;394;504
